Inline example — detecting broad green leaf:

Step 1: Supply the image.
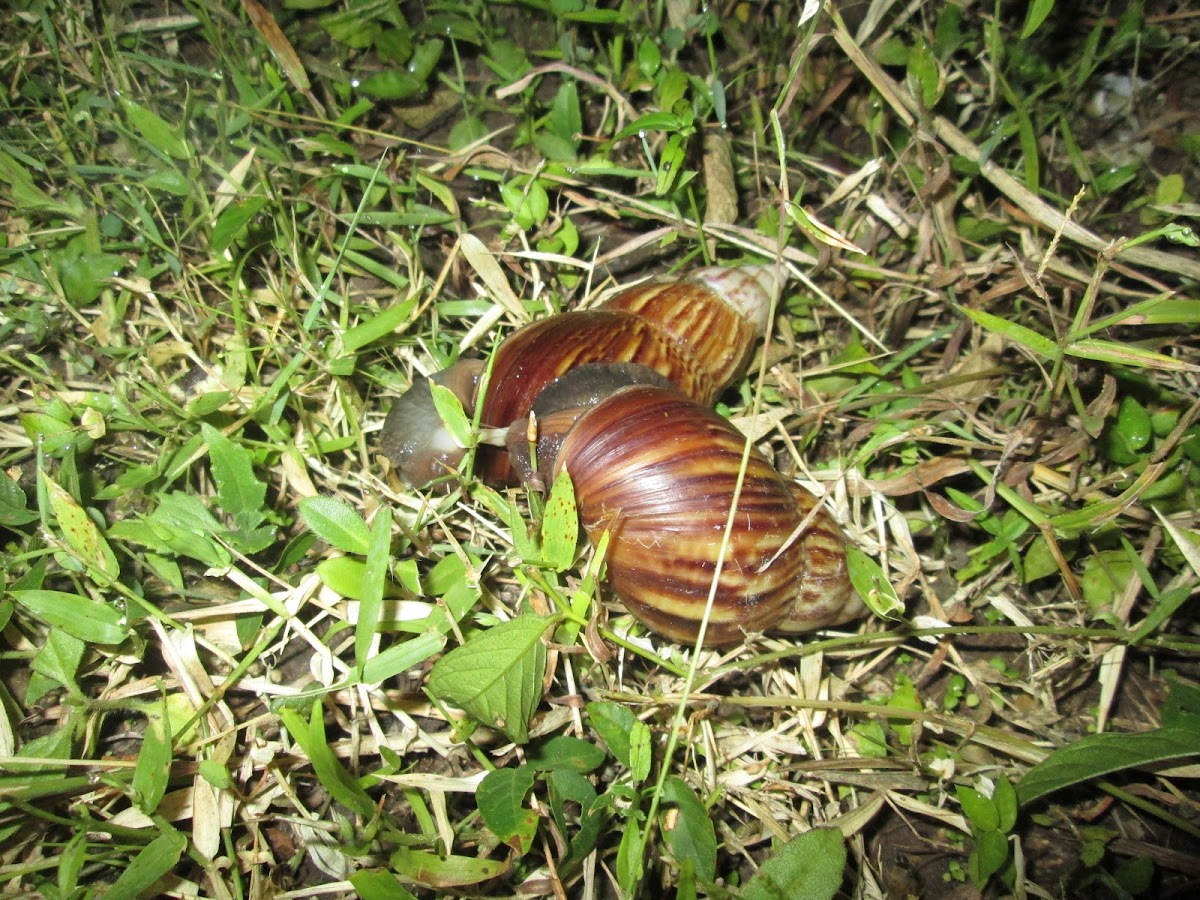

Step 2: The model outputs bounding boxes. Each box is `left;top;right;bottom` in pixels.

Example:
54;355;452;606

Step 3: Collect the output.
198;759;235;790
31;628;84;692
43;470;120;585
956;785;999;832
142;492;232;568
361;633;446;684
617;815;645;893
587;701;637;767
628;721;652;783
427;615;549;744
201;423;267;523
0;470;37;526
499;177;550;230
317;556;369;600
428;382;473;453
993;775;1018;832
476;765;538;844
279;702;376;819
22;411;92;458
970;827;1010;888
540;470;578;572
390;846;509;888
1160;673;1200;731
614;111;685;141
661;777;717;884
655;133;686;196
59;251;128;305
132;709;172;815
740;828;847;900
211;196;269;254
119;98;192;160
10;590;127;645
1079;549;1136;613
419;553;484;635
1018;726;1200;806
526;735;605;773
349;869;419;900
847;546;903;619
104;828;188;900
905;37;941;109
58;832;86;896
359;69;424;100
299;496;372;555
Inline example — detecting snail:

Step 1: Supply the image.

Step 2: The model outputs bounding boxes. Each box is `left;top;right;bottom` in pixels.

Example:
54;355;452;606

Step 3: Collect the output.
380;264;864;645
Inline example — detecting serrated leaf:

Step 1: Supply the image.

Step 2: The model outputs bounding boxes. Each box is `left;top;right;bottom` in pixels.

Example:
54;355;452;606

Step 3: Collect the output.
427;615;549;744
298;496;371;555
201;423;267;523
1018;726;1200;806
661;777;717;884
10;590;127;645
43;470;120;585
540;469;578;572
740;827;847;900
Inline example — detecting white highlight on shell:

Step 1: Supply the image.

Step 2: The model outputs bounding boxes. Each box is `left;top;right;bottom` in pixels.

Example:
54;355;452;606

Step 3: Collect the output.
690;264;784;337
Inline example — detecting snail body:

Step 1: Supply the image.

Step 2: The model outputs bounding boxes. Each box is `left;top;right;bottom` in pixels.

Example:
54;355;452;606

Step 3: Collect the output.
381;263;865;646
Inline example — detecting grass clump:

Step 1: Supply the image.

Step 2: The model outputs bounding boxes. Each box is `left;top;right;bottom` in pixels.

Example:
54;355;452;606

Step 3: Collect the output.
1;0;1199;897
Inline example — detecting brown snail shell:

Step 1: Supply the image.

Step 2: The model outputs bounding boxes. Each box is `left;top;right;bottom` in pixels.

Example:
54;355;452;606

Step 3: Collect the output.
379;263;865;645
547;385;862;646
380;265;783;486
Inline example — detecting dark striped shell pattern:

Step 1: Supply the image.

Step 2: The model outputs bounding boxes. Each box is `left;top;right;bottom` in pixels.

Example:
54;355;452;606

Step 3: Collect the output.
381;264;864;646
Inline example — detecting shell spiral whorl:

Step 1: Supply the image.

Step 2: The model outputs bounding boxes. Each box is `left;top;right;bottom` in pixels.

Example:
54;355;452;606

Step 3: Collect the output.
380;263;865;645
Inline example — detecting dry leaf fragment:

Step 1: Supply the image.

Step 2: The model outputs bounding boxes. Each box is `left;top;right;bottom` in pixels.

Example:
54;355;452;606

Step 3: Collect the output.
702;130;738;226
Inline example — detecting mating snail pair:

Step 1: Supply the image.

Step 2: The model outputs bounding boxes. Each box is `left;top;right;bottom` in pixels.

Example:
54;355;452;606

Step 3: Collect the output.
381;264;865;646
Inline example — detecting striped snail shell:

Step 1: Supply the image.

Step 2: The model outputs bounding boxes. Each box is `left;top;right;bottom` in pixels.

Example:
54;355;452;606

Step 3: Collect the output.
379;263;865;645
380;265;783;486
532;383;862;645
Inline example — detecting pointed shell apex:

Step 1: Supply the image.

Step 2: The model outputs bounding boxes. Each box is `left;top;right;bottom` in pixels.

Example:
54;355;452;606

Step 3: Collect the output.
689;264;786;336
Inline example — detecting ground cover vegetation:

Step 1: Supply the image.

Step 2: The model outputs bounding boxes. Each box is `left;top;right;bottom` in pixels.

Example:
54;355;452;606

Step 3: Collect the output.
1;0;1199;896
